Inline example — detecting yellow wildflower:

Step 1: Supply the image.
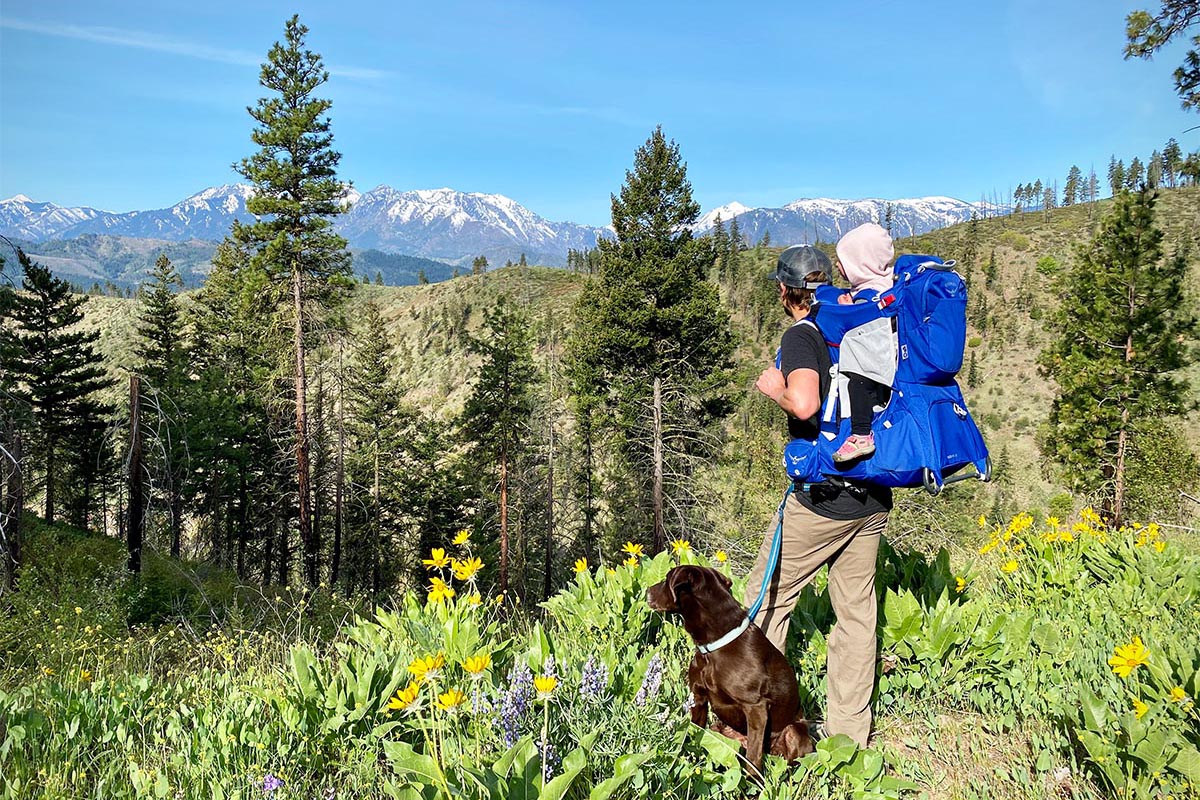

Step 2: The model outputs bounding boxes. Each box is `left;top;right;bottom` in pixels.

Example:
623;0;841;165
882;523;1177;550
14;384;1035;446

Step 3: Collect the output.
408;653;445;682
715;550;728;563
1046;516;1060;529
452;530;471;546
42;667;55;676
452;557;483;582
623;556;639;569
977;514;987;529
74;607;83;615
387;681;421;712
1169;687;1190;704
462;654;492;676
534;675;557;699
1133;698;1149;719
1001;560;1019;573
80;669;93;683
428;577;456;604
979;539;1000;555
606;568;616;575
1108;637;1149;678
466;593;482;606
435;688;468;712
670;539;691;555
573;558;588;574
1153;541;1166;553
955;576;967;593
622;542;645;558
423;548;451;569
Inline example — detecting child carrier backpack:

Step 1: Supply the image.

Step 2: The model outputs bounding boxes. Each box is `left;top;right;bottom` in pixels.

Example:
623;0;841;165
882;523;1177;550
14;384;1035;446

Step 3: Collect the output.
780;254;991;494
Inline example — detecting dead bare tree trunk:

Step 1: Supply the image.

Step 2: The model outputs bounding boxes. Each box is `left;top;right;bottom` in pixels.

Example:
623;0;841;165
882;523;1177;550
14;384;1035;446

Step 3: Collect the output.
652;376;665;553
127;375;144;574
292;264;314;587
543;413;555;602
2;431;24;591
332;346;345;588
500;449;509;592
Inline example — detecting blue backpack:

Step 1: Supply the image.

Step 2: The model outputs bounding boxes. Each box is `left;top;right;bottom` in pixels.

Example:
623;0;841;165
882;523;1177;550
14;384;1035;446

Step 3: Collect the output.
779;255;991;494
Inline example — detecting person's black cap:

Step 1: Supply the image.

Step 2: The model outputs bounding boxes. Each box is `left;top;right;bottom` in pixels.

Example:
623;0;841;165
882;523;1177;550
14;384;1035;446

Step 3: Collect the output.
771;245;832;288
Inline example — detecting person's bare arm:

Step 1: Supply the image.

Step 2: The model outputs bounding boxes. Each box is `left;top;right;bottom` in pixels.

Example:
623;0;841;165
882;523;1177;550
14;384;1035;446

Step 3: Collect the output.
755;367;821;420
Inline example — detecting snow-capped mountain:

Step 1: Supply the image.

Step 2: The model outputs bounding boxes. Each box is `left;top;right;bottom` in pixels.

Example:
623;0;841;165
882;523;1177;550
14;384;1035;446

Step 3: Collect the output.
1;185;610;266
2;186;1001;274
693;196;999;244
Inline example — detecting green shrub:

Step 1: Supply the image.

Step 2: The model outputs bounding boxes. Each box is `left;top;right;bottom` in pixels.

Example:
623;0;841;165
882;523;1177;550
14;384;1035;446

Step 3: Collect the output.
999;231;1031;251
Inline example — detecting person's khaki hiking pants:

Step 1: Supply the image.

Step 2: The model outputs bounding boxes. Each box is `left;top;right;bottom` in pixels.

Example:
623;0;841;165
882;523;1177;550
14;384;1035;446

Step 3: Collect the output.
743;496;887;747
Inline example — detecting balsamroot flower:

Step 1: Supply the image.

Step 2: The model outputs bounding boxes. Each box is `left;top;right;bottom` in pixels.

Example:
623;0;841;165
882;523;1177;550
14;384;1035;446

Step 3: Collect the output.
463;653;492;676
1001;560;1019;573
715;550;728;563
452;530;471;546
622;542;645;559
423;548;451;569
408;653;445;682
452;557;483;582
428;577;455;604
1132;698;1149;719
1169;686;1190;704
1108;637;1149;678
534;675;558;699
623;556;639;569
573;558;588;574
955;576;967;593
436;688;468;712
387;681;421;712
670;539;691;555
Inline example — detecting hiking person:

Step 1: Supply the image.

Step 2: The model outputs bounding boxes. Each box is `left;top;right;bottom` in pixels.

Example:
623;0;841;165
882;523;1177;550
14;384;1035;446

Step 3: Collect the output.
829;223;896;464
748;243;892;748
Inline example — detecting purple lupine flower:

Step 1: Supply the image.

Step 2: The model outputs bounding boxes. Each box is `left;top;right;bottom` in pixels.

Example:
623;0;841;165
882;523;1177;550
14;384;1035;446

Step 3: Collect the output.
538;741;559;783
543;655;556;677
262;774;282;794
495;665;535;747
634;654;664;707
579;657;609;702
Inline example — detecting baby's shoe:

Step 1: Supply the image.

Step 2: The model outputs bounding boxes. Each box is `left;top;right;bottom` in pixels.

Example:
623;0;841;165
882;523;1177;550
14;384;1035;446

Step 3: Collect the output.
832;433;875;463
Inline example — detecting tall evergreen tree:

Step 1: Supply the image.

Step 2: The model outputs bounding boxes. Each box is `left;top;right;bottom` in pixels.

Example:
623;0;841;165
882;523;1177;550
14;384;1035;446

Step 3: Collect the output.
1038;189;1196;524
135;254;191;557
1163;137;1184;186
1125;3;1200;111
234;15;352;587
1064;165;1083;205
1108;157;1126;195
6;251;112;524
1126;157;1145;189
567;127;735;553
459;298;538;590
1147;150;1164;188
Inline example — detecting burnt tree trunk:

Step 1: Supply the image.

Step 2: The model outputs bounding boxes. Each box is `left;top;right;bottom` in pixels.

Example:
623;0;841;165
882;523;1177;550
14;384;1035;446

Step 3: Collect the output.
292;264;314;587
652;376;665;553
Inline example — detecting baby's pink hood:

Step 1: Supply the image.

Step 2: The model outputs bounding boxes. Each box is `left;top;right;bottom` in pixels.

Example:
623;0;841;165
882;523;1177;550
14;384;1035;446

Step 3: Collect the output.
836;223;895;294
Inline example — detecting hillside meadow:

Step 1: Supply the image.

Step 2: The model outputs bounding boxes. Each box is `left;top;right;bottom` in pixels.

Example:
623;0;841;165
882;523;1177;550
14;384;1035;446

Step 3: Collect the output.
3;187;1198;798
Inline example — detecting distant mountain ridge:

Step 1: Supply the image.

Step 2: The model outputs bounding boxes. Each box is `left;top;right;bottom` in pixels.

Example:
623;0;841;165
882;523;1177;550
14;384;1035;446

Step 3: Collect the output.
1;185;1002;274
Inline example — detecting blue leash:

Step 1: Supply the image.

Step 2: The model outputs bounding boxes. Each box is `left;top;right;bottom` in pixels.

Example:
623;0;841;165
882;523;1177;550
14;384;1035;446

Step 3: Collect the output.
747;483;796;622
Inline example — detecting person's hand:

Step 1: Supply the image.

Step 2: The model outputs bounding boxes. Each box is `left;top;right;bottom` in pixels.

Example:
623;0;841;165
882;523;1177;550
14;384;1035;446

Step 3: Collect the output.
837;292;853;305
756;367;785;401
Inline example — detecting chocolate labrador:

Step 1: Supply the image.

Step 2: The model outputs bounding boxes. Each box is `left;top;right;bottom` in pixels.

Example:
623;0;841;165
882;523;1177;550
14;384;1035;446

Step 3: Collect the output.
646;565;814;772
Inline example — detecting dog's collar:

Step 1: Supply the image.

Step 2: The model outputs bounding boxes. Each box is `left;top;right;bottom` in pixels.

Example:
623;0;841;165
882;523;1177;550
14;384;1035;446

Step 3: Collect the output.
696;615;750;655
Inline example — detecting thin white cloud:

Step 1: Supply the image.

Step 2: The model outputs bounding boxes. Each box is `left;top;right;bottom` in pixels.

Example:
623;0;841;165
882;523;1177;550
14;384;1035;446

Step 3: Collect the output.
0;17;388;81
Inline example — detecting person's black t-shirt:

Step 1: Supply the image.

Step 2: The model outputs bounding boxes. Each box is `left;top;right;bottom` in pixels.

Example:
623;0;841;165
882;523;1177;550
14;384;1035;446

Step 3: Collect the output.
778;320;893;520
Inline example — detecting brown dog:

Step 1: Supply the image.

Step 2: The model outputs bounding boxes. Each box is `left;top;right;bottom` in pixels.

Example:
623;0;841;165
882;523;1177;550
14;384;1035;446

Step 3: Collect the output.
646;565;814;772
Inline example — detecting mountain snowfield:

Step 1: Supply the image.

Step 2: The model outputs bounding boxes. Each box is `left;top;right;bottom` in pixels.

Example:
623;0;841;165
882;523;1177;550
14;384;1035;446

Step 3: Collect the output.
0;185;1001;269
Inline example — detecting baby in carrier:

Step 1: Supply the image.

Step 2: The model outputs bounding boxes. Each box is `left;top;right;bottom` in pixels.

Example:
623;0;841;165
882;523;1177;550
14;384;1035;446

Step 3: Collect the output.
831;223;895;463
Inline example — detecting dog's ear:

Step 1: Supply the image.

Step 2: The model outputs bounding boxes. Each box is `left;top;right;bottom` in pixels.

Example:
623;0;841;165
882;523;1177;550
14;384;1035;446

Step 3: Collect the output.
667;565;699;606
711;568;733;593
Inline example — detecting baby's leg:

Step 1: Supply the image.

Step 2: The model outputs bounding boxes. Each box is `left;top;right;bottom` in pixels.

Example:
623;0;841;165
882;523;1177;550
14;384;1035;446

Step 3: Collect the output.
846;373;876;436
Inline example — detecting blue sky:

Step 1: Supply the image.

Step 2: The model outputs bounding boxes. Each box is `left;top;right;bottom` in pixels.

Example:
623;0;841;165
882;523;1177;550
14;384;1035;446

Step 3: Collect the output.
1;0;1195;226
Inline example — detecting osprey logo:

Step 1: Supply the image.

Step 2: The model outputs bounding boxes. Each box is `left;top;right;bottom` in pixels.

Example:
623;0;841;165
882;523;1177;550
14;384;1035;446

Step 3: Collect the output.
788;453;808;465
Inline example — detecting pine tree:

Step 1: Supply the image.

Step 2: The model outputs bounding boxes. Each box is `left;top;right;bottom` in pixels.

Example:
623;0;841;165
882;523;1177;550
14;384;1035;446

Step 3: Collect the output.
1126;157;1145;190
135;254;190;558
7;251;113;524
567;127;735;553
967;351;979;388
1087;169;1100;204
1064;165;1083;205
1125;5;1200;110
235;15;352;587
1163;138;1183;187
472;255;489;275
345;301;415;595
1108;157;1125;195
985;249;998;291
1147;151;1163;188
459;298;538;590
1038;189;1197;524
